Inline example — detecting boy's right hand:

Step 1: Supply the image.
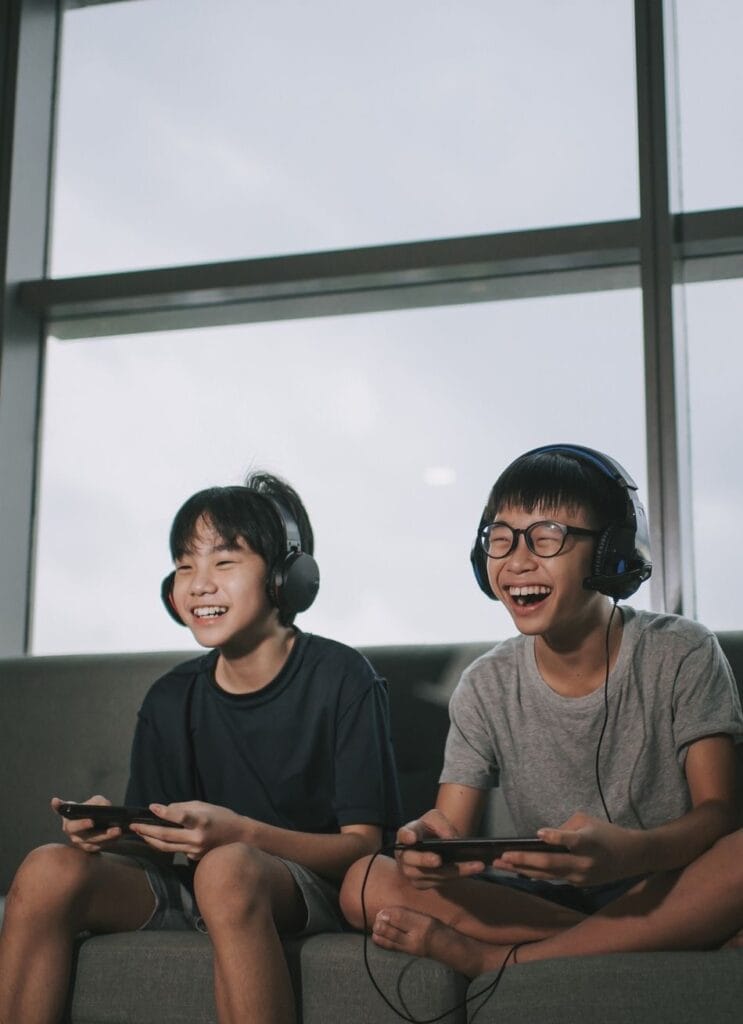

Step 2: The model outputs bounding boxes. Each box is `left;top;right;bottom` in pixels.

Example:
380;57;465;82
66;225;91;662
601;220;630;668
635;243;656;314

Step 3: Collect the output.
51;795;123;853
395;809;485;889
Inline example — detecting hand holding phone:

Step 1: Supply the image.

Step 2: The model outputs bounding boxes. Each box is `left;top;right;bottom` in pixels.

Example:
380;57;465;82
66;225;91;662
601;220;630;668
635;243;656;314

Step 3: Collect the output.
55;801;185;832
395;837;569;863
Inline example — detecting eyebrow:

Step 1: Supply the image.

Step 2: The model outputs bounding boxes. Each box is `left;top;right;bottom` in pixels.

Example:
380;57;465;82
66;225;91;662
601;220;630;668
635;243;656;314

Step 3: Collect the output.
177;540;244;559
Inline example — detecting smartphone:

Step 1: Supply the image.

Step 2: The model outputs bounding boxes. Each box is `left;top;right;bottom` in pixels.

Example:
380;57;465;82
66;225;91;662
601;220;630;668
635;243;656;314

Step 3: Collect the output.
56;802;185;831
395;837;568;862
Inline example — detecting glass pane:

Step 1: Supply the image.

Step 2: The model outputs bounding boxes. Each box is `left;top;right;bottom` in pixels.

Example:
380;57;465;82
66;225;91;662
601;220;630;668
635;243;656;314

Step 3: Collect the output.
672;0;743;211
685;278;743;629
33;291;646;654
51;0;638;276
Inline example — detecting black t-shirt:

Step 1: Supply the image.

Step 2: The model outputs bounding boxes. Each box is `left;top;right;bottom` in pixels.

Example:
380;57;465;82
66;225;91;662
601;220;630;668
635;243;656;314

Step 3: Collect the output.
125;632;402;841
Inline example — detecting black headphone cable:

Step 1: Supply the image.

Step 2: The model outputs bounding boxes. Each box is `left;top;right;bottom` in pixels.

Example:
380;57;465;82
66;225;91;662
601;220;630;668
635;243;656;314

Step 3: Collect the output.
360;848;525;1023
594;599;620;823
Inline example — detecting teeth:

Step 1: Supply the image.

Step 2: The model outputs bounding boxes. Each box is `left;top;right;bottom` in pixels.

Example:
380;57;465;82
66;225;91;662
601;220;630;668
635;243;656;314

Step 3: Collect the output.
193;606;227;618
508;586;551;596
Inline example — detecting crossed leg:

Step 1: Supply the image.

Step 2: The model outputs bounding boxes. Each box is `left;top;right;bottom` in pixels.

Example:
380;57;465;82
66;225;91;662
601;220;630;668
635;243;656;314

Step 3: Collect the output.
340;830;743;977
340;851;584;977
0;843;156;1024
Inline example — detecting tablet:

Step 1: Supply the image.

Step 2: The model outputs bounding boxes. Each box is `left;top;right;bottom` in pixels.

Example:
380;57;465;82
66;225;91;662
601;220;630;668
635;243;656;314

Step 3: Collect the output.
395;837;568;862
56;802;185;831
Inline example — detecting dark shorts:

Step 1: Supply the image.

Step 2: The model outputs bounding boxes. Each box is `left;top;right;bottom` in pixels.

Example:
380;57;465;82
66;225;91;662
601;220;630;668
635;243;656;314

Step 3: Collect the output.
481;870;645;915
130;855;345;937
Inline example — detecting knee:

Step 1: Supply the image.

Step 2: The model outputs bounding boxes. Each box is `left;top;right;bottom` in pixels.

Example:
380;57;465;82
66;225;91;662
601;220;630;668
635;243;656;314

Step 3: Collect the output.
714;828;743;875
339;855;374;929
6;844;95;922
193;843;270;926
340;854;402;931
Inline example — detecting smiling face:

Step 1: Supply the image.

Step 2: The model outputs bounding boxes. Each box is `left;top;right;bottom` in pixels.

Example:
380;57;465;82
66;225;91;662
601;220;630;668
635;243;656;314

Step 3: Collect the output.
487;503;607;643
170;516;279;652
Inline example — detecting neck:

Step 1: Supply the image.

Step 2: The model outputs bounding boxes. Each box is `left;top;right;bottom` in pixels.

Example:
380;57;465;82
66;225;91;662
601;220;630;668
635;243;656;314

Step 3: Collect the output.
534;599;622;697
215;625;296;694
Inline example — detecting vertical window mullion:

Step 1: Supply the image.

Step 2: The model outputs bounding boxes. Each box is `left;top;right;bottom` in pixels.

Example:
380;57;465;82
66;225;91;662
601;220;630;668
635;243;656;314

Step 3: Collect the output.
634;0;692;615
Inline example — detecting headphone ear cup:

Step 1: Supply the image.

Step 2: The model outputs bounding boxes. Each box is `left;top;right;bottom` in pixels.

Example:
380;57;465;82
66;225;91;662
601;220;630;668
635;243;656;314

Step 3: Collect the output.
470;530;498;600
272;551;320;617
592;525;615;581
161;572;186;625
584;524;646;599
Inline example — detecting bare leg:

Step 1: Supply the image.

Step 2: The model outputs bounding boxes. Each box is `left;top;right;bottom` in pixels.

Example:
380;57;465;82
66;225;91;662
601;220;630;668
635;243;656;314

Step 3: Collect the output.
0;843;155;1024
516;829;743;963
193;843;306;1024
360;831;743;977
340;853;584;945
372;906;516;977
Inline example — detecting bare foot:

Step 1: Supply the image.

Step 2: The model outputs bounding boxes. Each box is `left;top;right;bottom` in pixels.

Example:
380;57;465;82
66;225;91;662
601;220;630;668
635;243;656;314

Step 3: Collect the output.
372;907;513;977
722;929;743;949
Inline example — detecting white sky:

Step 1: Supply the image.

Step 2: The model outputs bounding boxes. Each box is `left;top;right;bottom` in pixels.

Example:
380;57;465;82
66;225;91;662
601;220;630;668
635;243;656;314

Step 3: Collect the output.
31;0;743;653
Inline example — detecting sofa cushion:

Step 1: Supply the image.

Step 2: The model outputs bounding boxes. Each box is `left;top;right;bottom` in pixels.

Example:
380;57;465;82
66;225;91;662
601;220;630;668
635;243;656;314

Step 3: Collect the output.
68;932;468;1024
468;950;743;1024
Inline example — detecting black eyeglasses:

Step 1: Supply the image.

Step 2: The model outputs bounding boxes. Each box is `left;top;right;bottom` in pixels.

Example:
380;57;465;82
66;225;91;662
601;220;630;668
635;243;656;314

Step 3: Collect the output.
479;520;601;560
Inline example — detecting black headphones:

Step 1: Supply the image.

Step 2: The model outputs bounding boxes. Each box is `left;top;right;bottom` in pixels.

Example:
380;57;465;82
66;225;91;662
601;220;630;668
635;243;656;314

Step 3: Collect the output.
470;444;652;602
161;494;320;625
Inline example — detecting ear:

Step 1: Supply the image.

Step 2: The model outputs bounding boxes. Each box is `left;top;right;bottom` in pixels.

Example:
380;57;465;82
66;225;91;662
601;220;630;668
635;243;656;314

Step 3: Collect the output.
161;571;185;625
470;529;498;601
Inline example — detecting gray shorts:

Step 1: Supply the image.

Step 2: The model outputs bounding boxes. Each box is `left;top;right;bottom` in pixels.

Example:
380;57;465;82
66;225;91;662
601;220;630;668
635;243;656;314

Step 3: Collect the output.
133;855;344;938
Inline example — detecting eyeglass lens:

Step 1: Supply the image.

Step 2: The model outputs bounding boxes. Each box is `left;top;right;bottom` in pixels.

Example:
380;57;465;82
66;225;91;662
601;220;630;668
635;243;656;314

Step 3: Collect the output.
483;521;568;558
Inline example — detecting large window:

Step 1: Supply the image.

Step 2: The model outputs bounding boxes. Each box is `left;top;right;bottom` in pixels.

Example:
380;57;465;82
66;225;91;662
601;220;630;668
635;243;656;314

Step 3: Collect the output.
2;0;742;657
51;0;638;275
685;278;743;631
672;0;743;212
34;290;646;653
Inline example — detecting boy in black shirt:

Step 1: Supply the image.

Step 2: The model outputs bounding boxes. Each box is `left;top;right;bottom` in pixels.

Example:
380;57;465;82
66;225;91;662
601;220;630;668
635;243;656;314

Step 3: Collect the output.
0;473;401;1024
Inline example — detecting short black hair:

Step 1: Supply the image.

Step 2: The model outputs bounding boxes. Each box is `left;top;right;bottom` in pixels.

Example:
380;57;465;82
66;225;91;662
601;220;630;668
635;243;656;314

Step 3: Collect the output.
486;449;625;527
169;471;314;625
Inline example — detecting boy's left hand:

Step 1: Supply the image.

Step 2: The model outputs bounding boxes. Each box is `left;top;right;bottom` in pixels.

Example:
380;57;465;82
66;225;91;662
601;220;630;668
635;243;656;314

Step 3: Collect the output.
492;812;642;886
130;801;248;861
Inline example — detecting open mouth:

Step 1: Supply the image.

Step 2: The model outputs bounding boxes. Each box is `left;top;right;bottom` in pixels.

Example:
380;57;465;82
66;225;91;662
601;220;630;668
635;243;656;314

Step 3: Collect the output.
506;585;551;608
192;606;228;619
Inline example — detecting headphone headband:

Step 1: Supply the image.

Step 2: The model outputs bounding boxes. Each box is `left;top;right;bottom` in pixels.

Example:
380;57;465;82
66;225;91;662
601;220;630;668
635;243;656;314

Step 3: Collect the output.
470;444;652;602
161;491;319;626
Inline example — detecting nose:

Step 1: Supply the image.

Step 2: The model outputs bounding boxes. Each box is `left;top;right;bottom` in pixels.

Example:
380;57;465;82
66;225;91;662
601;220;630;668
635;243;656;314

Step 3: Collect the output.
190;568;217;595
504;531;538;571
487;532;536;593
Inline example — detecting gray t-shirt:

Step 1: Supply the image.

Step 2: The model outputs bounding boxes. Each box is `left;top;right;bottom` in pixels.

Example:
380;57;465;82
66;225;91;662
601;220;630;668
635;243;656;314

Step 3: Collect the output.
440;609;743;833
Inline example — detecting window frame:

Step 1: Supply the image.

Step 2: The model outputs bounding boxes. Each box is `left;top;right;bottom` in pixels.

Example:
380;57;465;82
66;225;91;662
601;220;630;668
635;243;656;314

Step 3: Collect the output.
2;0;743;654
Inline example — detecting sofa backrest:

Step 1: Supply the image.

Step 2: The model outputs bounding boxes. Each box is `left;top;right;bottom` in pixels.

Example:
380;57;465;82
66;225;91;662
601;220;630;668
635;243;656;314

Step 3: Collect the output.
0;632;741;892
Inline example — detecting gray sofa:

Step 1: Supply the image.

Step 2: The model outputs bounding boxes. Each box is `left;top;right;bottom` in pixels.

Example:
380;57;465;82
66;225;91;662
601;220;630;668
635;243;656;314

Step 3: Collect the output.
1;635;742;1024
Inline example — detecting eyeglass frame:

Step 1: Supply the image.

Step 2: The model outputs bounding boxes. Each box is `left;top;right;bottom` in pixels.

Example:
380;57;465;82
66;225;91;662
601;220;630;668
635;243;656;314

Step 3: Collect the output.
478;520;602;560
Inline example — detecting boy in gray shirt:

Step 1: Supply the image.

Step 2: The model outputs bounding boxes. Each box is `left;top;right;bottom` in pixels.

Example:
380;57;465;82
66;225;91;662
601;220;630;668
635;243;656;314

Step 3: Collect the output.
341;444;743;975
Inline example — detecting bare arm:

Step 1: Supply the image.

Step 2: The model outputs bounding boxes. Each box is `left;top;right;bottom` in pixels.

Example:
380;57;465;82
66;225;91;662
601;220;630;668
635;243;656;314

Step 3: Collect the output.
627;733;738;871
130;801;382;882
435;783;489;837
497;734;739;885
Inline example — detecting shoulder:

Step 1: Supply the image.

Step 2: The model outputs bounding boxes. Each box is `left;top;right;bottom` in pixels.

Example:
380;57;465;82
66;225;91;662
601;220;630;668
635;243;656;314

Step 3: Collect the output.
626;608;719;658
459;634;528;686
297;633;383;692
140;651;216;708
452;635;529;707
300;632;378;672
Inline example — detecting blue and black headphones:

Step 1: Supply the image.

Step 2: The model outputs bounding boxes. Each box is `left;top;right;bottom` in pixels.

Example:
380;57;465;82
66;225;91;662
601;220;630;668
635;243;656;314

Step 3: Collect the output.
470;443;652;601
160;493;320;625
